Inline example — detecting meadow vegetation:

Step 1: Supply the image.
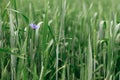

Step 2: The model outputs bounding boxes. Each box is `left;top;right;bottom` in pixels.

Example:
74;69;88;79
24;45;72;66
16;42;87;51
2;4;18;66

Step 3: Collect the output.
0;0;120;80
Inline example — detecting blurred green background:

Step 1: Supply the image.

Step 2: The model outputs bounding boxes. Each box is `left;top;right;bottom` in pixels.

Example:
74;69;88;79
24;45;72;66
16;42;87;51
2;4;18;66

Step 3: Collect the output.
0;0;120;80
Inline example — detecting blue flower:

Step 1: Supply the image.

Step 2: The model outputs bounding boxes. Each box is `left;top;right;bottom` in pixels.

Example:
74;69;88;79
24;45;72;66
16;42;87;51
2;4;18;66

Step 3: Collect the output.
29;23;39;29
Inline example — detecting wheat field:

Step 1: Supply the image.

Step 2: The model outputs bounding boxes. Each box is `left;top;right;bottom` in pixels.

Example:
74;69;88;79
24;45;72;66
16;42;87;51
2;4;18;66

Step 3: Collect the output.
0;0;120;80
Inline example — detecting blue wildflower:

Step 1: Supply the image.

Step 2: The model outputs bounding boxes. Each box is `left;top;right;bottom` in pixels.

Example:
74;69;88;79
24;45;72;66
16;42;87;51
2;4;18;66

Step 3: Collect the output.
29;23;39;29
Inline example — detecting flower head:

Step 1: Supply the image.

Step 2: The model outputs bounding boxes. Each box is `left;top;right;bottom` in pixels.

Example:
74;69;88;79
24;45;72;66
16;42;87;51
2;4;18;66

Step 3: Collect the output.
29;23;39;29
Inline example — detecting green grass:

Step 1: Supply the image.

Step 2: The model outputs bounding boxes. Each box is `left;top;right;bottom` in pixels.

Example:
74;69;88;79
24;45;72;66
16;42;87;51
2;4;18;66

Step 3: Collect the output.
0;0;120;80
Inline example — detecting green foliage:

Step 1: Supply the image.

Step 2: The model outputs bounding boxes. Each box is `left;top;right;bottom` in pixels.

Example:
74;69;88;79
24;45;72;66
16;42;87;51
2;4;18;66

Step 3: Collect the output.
0;0;120;80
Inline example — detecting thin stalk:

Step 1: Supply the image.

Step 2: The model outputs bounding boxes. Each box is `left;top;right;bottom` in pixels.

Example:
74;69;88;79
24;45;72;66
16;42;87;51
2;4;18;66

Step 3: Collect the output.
59;0;66;40
87;35;92;80
9;10;16;80
13;0;18;26
56;44;59;80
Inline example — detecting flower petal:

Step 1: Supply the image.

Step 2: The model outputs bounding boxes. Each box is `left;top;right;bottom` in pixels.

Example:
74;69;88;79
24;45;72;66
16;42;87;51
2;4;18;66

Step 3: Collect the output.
29;23;39;29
